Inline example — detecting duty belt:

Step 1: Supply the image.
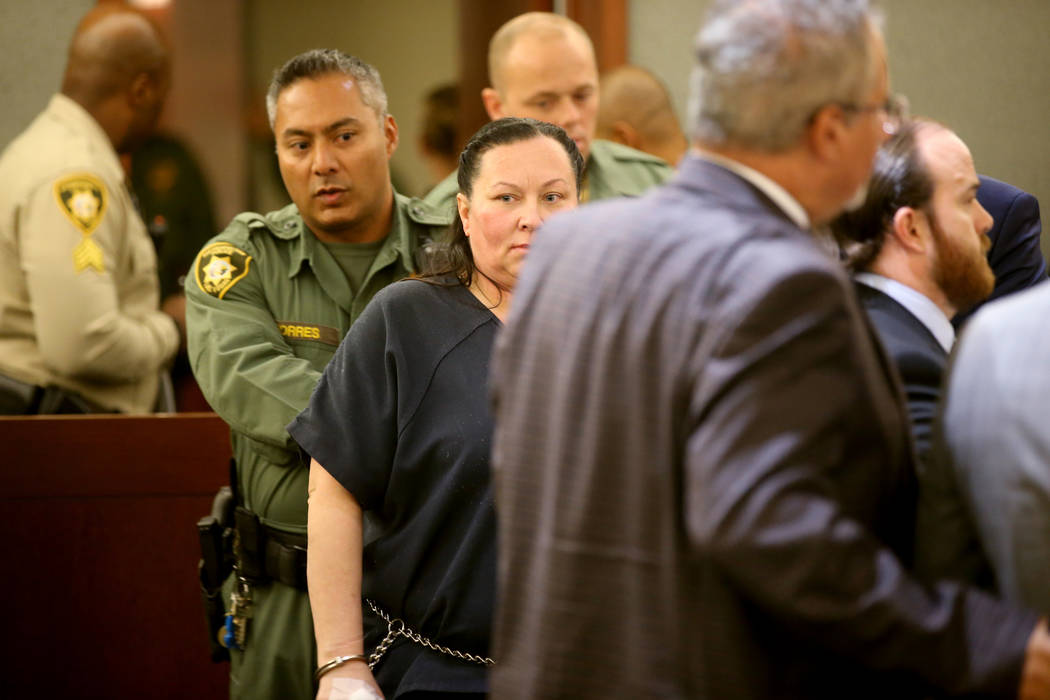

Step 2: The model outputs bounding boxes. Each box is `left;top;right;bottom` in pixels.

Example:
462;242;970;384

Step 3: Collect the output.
233;506;308;590
0;373;108;415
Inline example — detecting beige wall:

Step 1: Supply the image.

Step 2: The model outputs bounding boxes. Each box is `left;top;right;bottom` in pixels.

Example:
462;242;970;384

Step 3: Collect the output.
246;0;458;208
630;0;1050;256
166;0;246;228
6;1;1047;250
0;0;243;228
0;0;93;147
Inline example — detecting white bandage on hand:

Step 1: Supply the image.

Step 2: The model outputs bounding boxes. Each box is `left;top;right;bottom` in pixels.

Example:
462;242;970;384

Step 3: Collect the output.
328;678;384;700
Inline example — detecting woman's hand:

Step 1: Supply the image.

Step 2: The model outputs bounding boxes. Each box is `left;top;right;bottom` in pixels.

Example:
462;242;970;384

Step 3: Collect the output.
317;661;383;700
309;460;376;699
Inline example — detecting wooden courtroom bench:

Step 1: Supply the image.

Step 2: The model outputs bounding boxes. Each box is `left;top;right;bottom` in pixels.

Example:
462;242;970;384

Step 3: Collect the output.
1;413;232;699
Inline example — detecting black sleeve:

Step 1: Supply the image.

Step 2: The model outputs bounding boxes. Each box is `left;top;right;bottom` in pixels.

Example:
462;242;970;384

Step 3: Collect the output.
894;347;944;470
287;293;398;510
988;189;1046;299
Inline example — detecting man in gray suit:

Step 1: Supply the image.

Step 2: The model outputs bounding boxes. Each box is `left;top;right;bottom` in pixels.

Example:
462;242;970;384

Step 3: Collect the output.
489;1;1050;698
918;282;1050;613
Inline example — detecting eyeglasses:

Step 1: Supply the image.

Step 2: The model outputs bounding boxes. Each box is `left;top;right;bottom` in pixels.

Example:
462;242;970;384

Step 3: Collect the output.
839;93;911;136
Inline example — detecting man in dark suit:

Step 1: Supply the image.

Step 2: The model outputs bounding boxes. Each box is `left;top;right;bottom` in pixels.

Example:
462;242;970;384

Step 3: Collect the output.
952;175;1047;327
488;1;1050;698
831;119;995;468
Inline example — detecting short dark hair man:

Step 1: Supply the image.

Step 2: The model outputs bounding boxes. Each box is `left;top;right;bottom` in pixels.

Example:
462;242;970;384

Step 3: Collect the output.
488;1;1050;698
185;49;449;700
0;5;178;414
423;12;672;210
832;119;995;467
596;64;688;167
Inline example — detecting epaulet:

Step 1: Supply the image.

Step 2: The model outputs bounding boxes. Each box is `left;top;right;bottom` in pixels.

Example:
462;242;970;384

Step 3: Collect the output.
229;203;302;240
596;139;674;168
404;196;453;228
231;211;269;228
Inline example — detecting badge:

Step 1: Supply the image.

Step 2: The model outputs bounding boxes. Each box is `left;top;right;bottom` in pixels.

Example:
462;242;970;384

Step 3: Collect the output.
54;174;107;235
195;242;252;299
54;174;108;273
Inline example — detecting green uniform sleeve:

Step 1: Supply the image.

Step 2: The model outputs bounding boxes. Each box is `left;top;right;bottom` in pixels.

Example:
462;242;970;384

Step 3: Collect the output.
185;234;319;452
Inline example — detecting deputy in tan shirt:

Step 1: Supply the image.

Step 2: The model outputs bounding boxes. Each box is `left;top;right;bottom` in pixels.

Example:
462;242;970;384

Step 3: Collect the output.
0;5;178;414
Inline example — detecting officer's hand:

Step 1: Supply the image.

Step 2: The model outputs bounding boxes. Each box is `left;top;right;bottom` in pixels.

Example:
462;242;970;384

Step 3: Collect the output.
317;663;383;700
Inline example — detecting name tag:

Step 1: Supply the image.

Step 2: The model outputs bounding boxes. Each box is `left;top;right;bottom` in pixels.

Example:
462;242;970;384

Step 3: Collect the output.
276;321;340;346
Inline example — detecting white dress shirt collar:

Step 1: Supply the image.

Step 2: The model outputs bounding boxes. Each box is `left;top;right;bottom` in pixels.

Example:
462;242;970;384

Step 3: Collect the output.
697;151;811;231
855;272;956;352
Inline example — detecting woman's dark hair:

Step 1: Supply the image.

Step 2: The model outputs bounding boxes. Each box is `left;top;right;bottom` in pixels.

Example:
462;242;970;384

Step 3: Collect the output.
422;117;585;286
829;119;936;271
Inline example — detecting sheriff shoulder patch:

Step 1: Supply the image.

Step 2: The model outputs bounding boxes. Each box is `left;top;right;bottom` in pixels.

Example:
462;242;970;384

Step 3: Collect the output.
195;242;252;299
54;174;107;235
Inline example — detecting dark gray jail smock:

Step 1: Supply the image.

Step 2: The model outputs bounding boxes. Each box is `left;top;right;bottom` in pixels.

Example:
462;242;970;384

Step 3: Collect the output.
288;278;497;698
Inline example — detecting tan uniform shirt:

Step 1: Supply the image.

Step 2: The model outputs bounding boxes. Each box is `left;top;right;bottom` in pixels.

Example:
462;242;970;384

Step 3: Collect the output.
0;94;179;412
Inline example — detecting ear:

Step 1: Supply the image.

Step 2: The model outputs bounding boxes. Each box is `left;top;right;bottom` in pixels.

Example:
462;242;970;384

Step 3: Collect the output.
481;87;505;120
609;121;641;150
889;206;926;253
806;103;848;162
456;192;471;237
383;114;399;158
128;72;154;107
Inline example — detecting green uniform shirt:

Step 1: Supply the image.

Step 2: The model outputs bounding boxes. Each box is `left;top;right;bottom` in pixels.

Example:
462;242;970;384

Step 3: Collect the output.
421;138;674;214
186;192;449;534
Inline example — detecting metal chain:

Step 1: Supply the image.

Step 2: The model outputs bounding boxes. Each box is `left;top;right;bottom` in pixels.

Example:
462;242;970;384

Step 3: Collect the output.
365;599;494;670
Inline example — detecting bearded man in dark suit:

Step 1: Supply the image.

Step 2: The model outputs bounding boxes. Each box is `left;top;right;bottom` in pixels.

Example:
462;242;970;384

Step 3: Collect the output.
488;1;1050;699
832;118;995;469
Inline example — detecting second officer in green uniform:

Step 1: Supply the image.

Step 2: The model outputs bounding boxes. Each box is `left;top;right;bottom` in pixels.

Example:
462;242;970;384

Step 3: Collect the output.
186;50;450;700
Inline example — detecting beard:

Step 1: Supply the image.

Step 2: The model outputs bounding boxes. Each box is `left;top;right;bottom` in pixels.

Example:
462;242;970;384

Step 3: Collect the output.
930;215;995;314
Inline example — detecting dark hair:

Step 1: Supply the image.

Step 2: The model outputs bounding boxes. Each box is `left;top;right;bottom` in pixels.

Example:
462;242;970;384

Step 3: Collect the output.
265;49;387;128
830;119;935;270
423;117;585;286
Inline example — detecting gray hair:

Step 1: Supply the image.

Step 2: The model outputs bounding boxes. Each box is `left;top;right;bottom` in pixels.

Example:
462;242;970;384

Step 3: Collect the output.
265;49;388;129
689;0;883;152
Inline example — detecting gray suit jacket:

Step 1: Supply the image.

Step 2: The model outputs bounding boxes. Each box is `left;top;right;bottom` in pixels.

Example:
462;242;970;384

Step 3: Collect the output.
490;156;1036;699
920;282;1050;613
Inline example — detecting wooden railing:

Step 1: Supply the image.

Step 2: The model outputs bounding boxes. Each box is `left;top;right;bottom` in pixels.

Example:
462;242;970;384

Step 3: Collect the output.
2;413;232;699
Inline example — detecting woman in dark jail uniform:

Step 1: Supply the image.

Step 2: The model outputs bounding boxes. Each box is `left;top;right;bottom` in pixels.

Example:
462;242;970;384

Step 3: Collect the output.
287;117;583;700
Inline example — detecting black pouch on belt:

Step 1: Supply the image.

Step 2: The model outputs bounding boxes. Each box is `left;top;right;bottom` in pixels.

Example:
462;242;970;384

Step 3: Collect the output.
234;505;267;582
197;485;234;662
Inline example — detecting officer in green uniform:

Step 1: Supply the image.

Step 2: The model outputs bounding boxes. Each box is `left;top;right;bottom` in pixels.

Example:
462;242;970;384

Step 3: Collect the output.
185;50;450;700
423;12;672;212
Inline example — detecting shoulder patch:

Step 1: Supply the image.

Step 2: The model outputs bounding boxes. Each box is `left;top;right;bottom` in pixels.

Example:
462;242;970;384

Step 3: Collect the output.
194;242;252;299
54;173;107;235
